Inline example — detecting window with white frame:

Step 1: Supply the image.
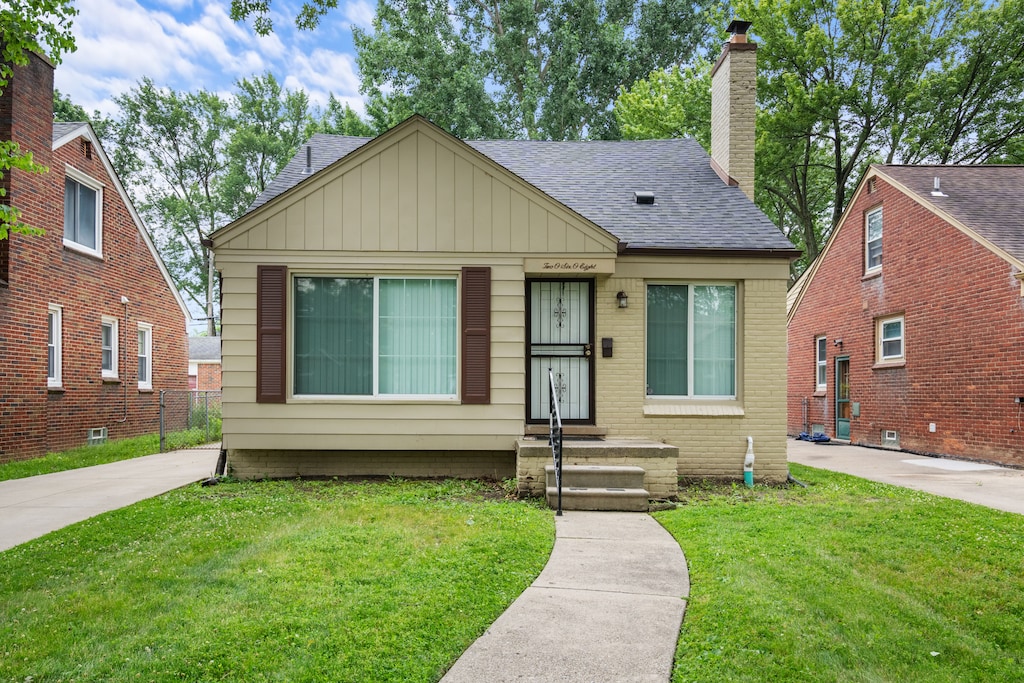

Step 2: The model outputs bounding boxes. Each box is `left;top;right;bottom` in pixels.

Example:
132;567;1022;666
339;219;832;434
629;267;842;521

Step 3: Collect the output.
64;168;103;255
646;284;736;398
137;323;153;390
48;305;62;388
865;207;883;272
293;276;457;397
877;315;904;363
816;336;827;390
101;316;118;378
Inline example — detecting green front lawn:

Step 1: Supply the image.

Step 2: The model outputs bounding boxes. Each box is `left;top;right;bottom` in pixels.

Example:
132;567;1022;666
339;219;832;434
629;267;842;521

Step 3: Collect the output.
0;479;553;682
658;464;1024;682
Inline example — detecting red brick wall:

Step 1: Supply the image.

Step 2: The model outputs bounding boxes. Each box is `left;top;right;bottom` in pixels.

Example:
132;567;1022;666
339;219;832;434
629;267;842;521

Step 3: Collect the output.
0;54;189;462
196;363;221;391
788;174;1024;467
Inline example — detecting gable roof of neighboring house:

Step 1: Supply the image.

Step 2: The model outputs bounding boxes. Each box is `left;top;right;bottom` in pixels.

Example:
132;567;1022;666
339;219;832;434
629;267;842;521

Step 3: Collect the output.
245;116;797;256
189;336;221;362
788;163;1024;323
877;165;1024;264
53;122;191;322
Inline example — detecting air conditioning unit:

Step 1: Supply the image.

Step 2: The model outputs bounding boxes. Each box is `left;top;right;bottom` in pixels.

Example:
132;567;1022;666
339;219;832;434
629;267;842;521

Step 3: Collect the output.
881;430;899;448
88;427;108;445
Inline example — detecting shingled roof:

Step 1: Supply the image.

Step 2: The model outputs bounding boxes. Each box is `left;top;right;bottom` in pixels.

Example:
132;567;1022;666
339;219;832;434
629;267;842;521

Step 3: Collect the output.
876;165;1024;263
246;120;796;254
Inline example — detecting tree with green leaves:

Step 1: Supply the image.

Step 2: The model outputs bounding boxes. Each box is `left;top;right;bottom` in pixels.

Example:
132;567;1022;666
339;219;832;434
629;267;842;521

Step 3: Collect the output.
53;89;112;140
354;0;720;140
1;0;77;239
219;73;317;218
617;0;1024;274
110;80;230;335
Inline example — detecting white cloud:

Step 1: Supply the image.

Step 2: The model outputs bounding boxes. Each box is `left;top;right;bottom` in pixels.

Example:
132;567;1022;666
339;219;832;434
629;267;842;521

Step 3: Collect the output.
344;0;376;30
53;0;367;121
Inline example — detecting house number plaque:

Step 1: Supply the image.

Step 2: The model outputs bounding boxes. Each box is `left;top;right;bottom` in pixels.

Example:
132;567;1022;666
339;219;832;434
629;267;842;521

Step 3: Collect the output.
524;258;615;275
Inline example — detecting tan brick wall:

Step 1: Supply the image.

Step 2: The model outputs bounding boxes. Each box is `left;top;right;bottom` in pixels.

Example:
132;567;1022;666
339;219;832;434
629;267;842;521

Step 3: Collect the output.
710;42;757;202
594;270;789;484
228;449;515;481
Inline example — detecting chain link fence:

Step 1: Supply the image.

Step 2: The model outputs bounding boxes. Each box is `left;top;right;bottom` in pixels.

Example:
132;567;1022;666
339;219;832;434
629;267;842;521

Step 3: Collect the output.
159;390;222;452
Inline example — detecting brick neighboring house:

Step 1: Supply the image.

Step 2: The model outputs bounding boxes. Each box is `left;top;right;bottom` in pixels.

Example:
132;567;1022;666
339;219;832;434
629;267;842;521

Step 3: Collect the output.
188;337;221;390
0;52;189;462
787;164;1024;467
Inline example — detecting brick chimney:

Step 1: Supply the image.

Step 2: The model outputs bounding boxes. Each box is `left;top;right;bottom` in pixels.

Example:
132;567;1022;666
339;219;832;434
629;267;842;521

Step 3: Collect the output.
710;20;757;202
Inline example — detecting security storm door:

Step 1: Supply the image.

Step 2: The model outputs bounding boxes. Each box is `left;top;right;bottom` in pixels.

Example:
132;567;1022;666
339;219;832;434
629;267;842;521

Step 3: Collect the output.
527;280;594;423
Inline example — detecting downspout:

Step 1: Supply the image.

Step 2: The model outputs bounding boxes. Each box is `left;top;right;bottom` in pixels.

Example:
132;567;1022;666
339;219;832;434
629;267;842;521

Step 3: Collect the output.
116;296;130;423
743;436;755;487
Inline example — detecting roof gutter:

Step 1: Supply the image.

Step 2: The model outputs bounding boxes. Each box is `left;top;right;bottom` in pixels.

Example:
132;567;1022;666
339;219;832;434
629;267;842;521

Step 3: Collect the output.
621;246;803;259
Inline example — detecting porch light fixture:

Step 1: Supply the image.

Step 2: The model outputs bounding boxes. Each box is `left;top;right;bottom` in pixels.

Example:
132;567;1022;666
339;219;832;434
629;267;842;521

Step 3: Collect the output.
616;291;629;308
834;339;843;348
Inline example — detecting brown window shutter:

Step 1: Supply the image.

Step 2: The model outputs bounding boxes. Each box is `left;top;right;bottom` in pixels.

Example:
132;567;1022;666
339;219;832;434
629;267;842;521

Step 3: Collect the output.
256;265;287;403
461;266;491;405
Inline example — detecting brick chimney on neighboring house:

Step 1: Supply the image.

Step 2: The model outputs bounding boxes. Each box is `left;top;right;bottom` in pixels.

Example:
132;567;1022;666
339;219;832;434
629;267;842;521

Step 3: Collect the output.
0;49;56;284
710;20;757;202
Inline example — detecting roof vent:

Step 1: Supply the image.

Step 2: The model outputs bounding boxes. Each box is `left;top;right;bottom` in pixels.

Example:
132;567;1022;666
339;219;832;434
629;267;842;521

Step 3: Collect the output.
302;145;313;175
931;176;947;197
634;191;655;205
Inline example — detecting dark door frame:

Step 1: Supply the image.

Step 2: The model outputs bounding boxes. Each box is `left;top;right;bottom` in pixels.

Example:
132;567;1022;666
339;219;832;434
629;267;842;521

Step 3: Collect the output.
525;278;596;425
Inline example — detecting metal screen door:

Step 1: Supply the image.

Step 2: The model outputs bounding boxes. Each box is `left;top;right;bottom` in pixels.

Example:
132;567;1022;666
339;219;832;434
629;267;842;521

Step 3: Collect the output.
528;280;593;422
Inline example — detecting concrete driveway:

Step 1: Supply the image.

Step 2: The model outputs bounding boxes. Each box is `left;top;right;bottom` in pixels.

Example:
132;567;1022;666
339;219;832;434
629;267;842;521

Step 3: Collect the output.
0;447;219;552
788;438;1024;515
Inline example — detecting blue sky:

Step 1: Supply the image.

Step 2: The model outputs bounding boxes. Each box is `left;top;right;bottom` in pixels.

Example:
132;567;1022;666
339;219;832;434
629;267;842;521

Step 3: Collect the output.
54;0;375;118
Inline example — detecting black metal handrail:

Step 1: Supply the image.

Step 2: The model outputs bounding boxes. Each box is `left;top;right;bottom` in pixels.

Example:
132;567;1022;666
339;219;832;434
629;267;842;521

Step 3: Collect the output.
548;368;563;516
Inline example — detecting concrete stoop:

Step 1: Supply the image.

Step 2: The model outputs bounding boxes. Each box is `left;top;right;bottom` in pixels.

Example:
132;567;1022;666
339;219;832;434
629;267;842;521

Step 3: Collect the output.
545;464;649;512
516;438;679;503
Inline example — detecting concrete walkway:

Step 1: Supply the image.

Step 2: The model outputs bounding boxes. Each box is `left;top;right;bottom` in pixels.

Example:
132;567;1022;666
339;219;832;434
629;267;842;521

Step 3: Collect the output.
789;438;1024;515
0;447;219;552
441;511;689;683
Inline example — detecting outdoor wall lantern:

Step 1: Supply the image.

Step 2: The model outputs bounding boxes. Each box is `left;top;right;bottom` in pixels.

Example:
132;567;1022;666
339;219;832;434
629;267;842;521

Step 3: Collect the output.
616;291;629;308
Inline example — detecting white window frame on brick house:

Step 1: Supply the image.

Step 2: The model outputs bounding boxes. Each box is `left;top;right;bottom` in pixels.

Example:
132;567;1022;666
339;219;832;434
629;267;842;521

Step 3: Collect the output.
48;304;63;388
101;316;119;379
816;336;827;391
865;206;883;273
877;315;905;364
137;323;153;391
63;166;103;257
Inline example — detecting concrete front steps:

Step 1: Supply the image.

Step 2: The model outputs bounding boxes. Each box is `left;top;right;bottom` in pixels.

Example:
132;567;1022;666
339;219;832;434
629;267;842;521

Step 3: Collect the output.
545;464;649;512
516;437;679;510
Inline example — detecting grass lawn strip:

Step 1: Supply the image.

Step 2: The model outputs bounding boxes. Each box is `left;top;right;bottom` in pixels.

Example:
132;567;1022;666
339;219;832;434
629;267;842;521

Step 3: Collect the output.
0;478;553;682
657;464;1024;682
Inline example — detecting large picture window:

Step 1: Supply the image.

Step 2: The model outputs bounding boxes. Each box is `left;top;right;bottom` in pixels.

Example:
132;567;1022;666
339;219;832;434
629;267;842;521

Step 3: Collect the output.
64;169;102;255
646;284;736;398
294;276;457;397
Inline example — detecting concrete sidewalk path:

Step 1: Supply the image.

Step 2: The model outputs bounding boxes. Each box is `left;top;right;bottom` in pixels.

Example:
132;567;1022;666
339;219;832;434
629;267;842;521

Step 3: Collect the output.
0;447;220;552
789;438;1024;515
441;511;689;683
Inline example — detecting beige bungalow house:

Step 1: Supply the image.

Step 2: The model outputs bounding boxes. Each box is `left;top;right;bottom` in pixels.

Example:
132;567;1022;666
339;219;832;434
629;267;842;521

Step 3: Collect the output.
210;24;798;504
